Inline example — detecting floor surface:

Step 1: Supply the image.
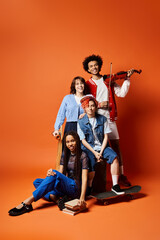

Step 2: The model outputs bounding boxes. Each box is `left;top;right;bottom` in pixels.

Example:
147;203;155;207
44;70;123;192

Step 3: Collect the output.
1;171;160;240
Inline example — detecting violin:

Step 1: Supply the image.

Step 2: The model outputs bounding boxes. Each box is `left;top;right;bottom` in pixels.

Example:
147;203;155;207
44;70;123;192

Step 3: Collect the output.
104;65;142;121
104;69;142;83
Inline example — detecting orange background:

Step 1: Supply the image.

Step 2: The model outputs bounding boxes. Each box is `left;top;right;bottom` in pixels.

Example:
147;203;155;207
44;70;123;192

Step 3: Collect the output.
1;0;160;240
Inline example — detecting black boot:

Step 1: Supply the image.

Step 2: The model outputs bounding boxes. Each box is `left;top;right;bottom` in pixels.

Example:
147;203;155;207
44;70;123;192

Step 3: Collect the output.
57;195;70;210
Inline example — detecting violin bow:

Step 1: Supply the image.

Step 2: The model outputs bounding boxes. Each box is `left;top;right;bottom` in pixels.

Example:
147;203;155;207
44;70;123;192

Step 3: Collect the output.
108;62;112;98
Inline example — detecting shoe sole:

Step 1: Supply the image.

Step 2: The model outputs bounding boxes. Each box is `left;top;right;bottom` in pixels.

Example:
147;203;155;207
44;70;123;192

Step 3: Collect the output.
111;189;125;195
9;210;32;216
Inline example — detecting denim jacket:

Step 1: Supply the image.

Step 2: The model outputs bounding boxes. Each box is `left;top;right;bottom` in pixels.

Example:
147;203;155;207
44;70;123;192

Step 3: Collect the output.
78;113;107;150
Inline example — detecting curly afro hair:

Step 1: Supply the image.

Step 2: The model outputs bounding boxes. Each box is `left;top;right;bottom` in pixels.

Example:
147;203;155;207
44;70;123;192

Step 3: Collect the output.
82;54;103;73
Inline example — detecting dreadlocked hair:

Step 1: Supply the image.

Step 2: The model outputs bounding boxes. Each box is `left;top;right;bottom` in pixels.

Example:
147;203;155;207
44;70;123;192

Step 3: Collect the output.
63;131;82;182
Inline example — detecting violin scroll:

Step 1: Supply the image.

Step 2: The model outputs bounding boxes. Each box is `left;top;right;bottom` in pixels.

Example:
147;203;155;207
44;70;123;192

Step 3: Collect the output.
132;69;142;74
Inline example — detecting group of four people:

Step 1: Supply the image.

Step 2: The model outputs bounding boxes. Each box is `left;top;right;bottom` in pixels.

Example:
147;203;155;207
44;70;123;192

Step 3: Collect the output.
9;54;134;216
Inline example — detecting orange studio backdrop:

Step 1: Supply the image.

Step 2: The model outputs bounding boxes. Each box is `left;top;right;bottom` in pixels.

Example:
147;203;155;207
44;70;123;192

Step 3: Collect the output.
1;1;160;240
1;0;160;176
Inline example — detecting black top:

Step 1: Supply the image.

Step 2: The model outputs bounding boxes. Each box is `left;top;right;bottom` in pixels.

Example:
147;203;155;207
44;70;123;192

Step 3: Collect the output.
60;151;89;190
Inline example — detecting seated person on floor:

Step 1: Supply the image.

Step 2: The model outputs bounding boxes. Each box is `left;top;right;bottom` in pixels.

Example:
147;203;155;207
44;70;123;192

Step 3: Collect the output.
8;131;88;216
77;95;125;195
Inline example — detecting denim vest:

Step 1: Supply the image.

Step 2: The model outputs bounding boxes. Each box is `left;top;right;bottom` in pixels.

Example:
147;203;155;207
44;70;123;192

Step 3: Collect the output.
78;113;107;150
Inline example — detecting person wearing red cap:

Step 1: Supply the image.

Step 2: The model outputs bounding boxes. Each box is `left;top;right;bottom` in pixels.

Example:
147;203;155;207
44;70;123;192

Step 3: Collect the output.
82;54;134;187
78;95;125;195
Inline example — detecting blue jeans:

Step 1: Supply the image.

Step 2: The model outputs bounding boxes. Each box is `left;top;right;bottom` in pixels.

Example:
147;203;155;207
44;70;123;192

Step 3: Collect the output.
32;170;78;201
84;147;117;172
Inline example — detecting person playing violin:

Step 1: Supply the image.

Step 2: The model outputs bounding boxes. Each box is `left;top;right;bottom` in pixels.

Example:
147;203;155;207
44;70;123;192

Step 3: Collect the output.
82;54;135;187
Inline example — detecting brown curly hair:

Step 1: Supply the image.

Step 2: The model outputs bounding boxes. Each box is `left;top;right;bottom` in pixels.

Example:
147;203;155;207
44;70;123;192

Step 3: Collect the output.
70;76;88;95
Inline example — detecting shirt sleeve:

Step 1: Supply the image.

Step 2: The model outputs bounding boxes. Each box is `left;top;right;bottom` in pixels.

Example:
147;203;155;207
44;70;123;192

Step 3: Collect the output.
77;122;85;140
114;79;130;97
81;152;89;169
54;96;67;130
104;119;112;134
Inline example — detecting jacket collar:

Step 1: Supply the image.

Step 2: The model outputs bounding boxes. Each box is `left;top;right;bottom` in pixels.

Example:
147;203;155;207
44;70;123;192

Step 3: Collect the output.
82;113;104;127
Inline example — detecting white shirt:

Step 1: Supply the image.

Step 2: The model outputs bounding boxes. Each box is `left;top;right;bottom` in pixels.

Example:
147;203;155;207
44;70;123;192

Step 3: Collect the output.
92;77;108;102
74;95;82;105
77;117;111;151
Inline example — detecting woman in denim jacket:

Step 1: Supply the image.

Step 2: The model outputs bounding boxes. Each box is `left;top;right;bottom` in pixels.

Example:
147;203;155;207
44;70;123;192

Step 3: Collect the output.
78;95;125;195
